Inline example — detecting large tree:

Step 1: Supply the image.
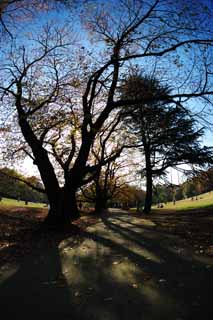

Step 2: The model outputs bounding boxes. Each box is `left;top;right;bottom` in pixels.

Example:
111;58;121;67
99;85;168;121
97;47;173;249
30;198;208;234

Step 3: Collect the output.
121;74;213;213
0;0;213;225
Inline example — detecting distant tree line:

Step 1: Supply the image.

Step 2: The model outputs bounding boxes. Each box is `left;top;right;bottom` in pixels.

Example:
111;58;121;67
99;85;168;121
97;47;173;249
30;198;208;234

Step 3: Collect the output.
0;167;47;203
80;179;146;212
111;185;146;211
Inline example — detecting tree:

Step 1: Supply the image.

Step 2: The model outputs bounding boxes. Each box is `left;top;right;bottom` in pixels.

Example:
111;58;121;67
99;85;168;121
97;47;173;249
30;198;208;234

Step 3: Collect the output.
121;74;213;213
80;114;135;214
0;167;47;202
199;168;213;192
111;184;145;210
81;157;134;214
0;0;213;226
153;184;168;205
182;168;213;198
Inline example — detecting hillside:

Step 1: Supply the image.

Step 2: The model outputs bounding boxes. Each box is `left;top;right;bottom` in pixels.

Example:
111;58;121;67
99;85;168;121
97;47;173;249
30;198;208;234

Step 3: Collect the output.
159;191;213;210
0;167;47;203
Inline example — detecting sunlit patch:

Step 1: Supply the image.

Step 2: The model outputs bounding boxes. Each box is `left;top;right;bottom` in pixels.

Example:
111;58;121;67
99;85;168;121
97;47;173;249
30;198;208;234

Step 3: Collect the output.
109;259;141;284
131;246;163;263
97;232;163;264
108;257;176;314
0;264;19;285
0;242;16;251
59;239;99;285
141;283;176;313
192;253;213;267
121;217;156;227
59;249;85;285
139;219;156;227
142;284;163;302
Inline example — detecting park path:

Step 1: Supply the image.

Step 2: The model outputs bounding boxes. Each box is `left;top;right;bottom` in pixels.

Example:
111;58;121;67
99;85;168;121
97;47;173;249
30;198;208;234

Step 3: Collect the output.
0;209;213;320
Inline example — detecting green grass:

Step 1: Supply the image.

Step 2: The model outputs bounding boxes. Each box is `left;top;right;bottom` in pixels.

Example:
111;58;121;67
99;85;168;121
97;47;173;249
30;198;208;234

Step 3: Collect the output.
0;197;46;209
2;191;213;212
157;191;213;210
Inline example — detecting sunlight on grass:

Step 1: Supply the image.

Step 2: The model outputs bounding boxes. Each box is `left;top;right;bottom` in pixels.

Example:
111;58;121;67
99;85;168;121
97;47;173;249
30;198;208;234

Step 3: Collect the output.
0;197;46;209
153;191;213;211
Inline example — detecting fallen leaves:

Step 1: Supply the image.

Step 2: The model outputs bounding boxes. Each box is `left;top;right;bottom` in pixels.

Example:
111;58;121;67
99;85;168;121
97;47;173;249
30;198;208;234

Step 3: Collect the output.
0;208;42;267
0;209;66;267
150;209;213;257
0;206;100;268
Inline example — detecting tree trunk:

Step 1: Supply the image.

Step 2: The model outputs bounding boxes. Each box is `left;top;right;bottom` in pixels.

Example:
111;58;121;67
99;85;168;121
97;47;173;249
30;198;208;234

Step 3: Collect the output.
94;194;108;214
143;170;153;214
45;187;79;226
143;142;153;214
17;111;80;226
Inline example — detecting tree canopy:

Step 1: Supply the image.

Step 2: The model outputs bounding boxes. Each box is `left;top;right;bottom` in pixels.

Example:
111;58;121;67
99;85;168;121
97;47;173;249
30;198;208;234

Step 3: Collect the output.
121;74;213;213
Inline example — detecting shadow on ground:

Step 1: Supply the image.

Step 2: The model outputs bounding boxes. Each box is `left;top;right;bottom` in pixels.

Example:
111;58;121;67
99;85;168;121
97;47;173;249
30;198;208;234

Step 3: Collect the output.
0;227;83;320
0;210;213;320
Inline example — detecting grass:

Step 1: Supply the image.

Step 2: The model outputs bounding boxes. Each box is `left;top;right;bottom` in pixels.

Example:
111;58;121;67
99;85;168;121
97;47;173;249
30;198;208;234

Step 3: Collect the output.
1;190;213;213
0;197;46;209
156;191;213;211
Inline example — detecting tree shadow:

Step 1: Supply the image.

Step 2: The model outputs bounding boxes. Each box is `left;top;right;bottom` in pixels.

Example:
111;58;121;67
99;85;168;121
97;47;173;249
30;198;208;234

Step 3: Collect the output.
0;212;213;320
79;212;213;319
0;226;80;320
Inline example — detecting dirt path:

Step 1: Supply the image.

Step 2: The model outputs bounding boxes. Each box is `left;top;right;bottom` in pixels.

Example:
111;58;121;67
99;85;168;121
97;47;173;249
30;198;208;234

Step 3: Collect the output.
0;209;213;319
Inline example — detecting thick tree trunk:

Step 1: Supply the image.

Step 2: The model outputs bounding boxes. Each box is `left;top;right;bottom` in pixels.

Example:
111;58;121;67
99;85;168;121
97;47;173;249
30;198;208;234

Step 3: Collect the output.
94;194;108;214
45;187;79;226
33;152;81;225
17;110;80;226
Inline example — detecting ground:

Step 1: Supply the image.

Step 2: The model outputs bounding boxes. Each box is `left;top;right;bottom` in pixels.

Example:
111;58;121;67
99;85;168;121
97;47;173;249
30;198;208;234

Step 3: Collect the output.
0;205;213;320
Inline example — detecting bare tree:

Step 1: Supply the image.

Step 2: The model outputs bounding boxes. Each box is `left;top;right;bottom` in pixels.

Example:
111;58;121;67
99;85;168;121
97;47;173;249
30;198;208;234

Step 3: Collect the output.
0;0;213;226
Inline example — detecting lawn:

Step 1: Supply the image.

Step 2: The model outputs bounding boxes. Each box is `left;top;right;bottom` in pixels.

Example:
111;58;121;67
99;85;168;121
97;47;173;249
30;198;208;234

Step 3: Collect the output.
156;191;213;210
0;197;47;209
